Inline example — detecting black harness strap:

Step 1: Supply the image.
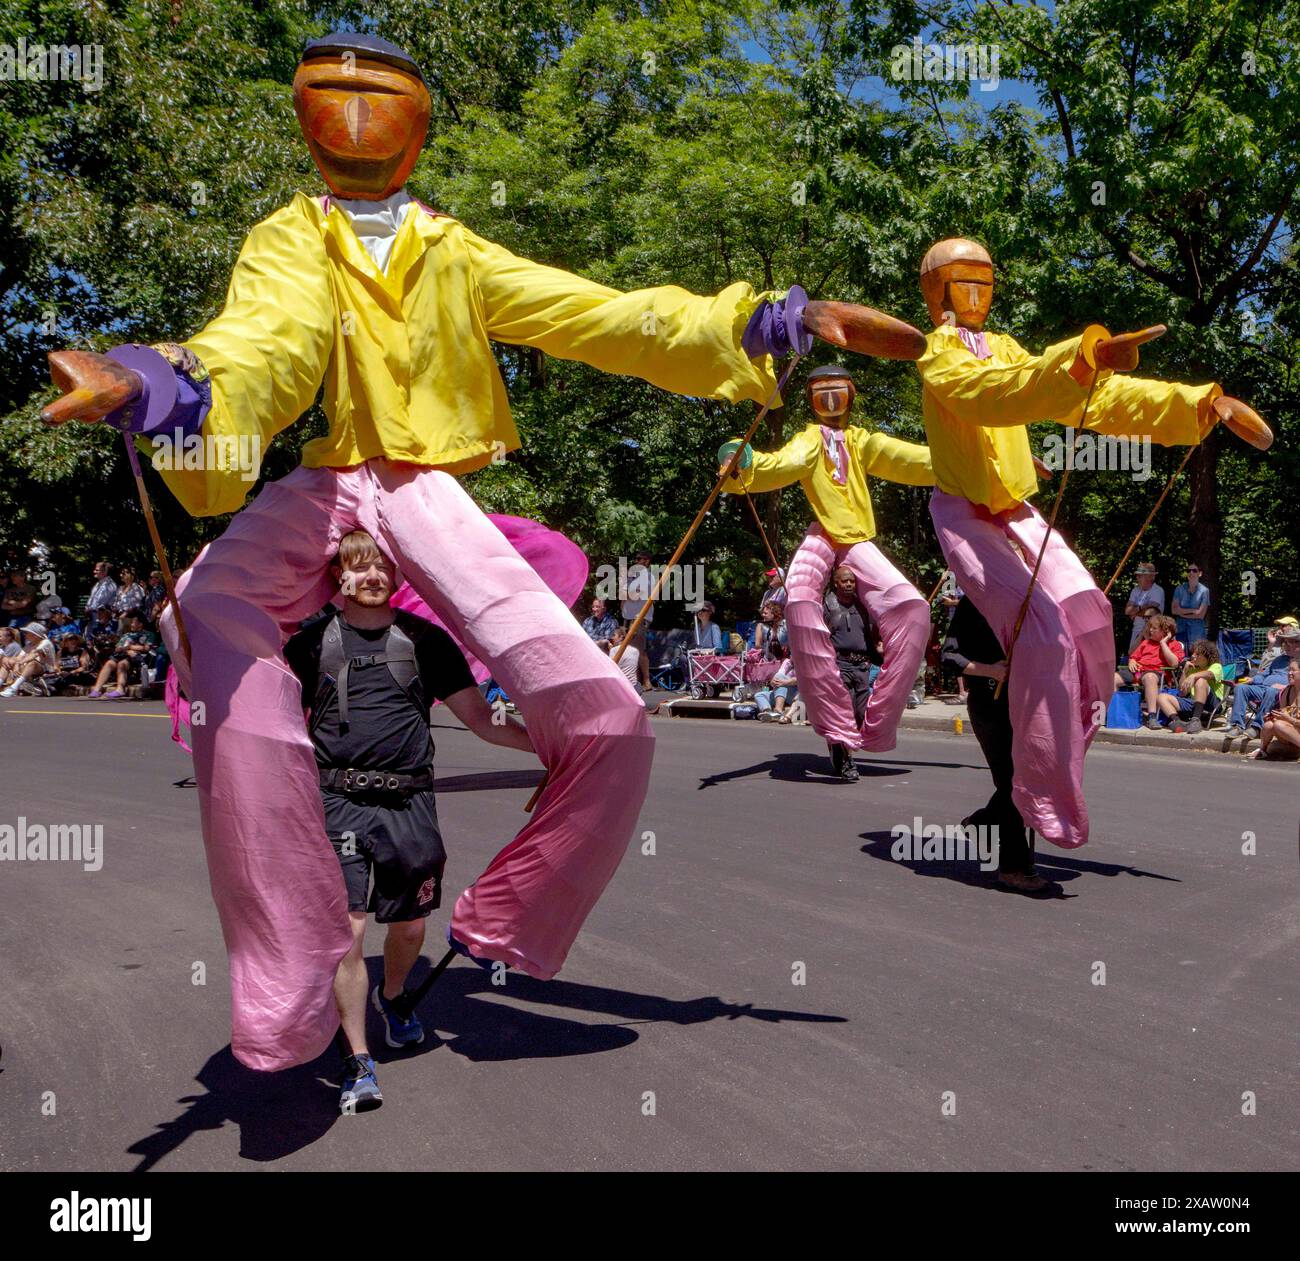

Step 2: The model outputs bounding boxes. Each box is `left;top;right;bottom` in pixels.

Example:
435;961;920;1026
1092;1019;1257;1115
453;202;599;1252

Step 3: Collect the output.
316;611;424;733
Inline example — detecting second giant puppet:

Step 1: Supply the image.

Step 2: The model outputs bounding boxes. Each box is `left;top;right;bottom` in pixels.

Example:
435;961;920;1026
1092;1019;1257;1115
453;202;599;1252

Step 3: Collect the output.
915;238;1271;849
42;33;926;1070
721;365;935;770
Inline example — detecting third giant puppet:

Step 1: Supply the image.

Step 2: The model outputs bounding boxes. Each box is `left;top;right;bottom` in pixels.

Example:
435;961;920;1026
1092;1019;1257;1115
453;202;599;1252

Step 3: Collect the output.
720;364;935;777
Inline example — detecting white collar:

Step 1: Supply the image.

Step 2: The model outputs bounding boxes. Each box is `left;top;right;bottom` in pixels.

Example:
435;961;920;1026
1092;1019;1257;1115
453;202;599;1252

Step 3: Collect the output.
331;189;415;273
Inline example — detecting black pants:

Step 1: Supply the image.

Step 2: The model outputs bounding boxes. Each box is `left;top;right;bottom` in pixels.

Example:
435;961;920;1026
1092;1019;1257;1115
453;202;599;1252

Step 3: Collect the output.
836;659;873;728
964;678;1033;874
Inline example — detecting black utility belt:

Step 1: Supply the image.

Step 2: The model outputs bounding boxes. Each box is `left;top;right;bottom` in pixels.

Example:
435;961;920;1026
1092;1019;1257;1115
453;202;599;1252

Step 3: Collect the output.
836;651;876;666
320;767;434;796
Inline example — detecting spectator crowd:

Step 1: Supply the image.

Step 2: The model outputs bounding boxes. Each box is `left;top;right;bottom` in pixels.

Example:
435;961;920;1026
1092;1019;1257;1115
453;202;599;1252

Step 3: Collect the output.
0;560;171;699
3;545;1292;767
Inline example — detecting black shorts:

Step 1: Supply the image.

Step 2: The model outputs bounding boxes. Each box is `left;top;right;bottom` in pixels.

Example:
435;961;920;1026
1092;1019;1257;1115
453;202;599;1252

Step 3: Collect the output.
325;788;446;923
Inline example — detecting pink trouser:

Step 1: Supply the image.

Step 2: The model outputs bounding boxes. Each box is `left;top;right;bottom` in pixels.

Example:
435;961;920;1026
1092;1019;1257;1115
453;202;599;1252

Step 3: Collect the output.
162;461;653;1071
929;490;1115;848
784;525;930;752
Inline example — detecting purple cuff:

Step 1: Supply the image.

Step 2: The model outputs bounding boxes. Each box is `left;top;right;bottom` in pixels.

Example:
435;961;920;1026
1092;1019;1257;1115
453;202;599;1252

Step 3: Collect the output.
741;285;811;360
103;344;209;440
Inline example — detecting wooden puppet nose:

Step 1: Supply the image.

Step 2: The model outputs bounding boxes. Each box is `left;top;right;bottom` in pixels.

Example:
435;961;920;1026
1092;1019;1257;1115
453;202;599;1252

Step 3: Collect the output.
343;95;372;145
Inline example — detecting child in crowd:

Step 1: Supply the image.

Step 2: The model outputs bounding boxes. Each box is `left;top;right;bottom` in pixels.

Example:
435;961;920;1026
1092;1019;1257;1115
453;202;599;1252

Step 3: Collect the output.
49;634;95;694
87;612;158;698
1156;639;1224;734
86;606;119;665
1114;613;1185;730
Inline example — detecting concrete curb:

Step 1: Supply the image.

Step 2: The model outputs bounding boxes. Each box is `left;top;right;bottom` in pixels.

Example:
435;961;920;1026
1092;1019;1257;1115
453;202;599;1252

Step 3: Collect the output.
649;692;1282;762
894;706;1261;760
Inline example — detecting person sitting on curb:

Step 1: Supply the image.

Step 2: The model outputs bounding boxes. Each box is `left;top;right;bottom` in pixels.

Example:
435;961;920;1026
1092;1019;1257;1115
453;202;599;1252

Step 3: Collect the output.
0;622;57;697
1225;627;1300;738
48;633;95;694
85;606;119;665
1114;614;1184;730
1156;639;1224;734
86;611;157;699
1246;657;1300;761
755;657;798;722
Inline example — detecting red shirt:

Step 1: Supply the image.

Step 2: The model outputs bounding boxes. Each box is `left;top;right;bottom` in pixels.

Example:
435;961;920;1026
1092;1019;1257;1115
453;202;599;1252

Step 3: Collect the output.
1129;636;1184;676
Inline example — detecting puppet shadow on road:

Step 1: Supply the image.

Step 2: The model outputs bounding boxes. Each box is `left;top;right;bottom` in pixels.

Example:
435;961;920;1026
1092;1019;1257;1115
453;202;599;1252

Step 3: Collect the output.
859;829;1180;896
125;961;843;1169
699;751;909;789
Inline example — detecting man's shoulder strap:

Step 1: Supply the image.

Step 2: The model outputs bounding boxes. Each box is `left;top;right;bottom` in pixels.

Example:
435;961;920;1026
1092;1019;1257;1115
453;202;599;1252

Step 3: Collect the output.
317;607;346;679
319;611;433;732
383;613;425;694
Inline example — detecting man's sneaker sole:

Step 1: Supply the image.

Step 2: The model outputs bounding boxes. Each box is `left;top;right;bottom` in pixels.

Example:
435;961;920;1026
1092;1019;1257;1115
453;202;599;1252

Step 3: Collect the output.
339;1054;384;1113
339;1085;384;1113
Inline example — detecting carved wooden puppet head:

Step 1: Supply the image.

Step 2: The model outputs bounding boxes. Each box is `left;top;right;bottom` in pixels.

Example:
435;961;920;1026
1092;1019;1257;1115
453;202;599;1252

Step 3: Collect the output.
805;364;857;428
920;238;994;330
292;33;431;201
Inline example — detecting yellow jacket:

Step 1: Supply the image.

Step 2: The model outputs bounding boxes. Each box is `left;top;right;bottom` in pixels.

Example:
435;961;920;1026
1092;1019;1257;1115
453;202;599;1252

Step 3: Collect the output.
727;422;935;546
163;193;781;516
918;324;1219;513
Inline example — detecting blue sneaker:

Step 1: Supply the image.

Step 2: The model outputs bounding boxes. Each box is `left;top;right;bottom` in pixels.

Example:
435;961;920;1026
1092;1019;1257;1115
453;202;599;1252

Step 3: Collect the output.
372;985;425;1048
340;1053;383;1113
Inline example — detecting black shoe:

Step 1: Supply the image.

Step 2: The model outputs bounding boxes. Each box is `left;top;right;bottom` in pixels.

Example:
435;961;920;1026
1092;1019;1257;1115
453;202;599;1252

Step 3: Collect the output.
1185;718;1204;735
998;869;1049;894
829;743;860;782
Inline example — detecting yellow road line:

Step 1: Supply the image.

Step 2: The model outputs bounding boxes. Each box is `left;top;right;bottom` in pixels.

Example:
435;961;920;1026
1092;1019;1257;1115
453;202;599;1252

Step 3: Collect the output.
3;708;169;719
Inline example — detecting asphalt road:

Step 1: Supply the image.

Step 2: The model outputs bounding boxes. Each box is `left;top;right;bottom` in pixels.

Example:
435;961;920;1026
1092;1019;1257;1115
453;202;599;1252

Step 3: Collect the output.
0;698;1295;1172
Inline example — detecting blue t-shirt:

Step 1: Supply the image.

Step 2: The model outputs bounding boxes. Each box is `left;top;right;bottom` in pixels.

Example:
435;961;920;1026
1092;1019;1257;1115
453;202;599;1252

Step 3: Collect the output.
692;620;724;653
1172;582;1210;623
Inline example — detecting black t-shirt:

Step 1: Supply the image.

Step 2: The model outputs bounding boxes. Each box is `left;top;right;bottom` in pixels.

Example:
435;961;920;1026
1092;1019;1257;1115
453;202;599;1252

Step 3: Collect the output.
284;611;476;773
941;598;1008;702
941;597;1006;681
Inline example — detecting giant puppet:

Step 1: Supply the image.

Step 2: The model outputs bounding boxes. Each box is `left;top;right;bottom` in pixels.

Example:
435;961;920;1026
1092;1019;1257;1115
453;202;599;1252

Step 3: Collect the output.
720;364;935;777
41;33;926;1070
915;237;1272;849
